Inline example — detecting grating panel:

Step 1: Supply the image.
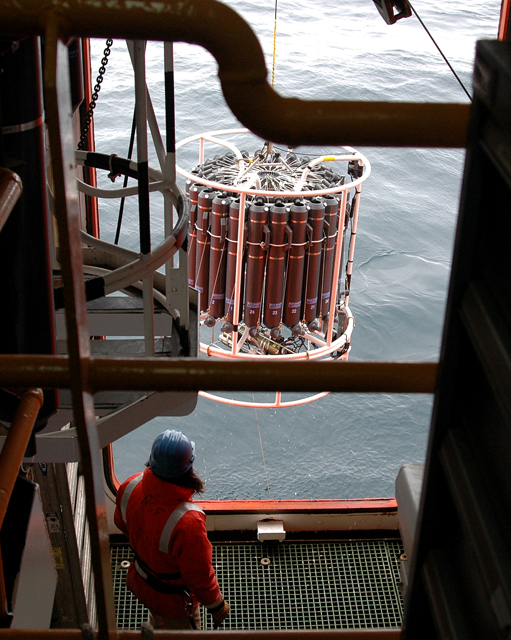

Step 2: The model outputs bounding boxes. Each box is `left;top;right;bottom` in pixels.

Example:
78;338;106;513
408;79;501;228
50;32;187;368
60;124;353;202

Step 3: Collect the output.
111;545;149;630
111;540;404;630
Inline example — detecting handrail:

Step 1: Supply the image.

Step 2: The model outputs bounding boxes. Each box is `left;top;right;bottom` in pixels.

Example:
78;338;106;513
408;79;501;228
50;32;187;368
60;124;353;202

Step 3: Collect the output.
0;168;22;234
0;388;44;621
0;0;469;149
0;629;401;639
0;357;437;394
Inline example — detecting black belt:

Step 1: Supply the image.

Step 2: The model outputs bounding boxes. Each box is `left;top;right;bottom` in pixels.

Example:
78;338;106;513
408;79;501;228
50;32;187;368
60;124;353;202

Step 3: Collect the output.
136;564;187;595
133;555;197;630
134;552;181;582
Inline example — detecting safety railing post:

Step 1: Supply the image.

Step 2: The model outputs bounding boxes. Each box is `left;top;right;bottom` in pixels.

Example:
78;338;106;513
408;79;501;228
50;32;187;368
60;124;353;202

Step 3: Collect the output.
232;192;246;356
131;40;155;356
163;41;189;335
326;188;348;346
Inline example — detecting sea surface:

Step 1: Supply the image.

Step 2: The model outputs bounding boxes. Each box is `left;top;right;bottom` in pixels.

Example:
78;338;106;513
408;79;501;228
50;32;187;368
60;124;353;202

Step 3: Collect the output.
90;0;500;499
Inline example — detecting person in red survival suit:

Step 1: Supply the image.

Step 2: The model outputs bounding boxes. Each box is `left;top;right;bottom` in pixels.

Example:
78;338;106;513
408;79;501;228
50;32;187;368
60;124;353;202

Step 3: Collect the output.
114;429;230;630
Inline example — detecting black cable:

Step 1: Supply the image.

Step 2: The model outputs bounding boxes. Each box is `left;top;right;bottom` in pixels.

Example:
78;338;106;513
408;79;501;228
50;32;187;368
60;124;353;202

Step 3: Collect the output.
114;110;136;245
408;1;472;102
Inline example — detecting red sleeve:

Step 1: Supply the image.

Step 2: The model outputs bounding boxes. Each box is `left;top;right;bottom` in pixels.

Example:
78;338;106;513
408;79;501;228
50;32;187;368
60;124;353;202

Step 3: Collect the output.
114;473;139;536
170;511;222;606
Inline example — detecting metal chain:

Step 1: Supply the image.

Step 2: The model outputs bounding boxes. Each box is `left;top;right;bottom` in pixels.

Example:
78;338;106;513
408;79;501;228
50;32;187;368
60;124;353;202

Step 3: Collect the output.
78;39;113;150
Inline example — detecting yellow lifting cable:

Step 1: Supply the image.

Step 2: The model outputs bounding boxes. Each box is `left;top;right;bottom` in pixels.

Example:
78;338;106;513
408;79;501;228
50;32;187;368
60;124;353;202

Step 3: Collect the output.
257;0;279;157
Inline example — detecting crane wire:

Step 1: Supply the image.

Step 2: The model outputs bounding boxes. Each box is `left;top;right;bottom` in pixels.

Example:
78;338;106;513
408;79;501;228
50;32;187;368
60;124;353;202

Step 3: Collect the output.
251;0;279;490
253;393;271;491
408;1;473;101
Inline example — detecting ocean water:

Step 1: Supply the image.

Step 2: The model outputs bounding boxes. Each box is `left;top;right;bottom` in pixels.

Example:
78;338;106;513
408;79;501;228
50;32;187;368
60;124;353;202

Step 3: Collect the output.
90;1;500;498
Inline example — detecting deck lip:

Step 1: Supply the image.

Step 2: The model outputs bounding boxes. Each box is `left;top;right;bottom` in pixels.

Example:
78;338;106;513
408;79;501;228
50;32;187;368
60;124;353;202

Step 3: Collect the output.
197;498;398;515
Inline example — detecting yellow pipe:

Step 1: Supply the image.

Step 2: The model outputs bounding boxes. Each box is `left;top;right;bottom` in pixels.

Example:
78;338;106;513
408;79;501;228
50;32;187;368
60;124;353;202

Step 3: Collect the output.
0;356;437;394
0;0;469;149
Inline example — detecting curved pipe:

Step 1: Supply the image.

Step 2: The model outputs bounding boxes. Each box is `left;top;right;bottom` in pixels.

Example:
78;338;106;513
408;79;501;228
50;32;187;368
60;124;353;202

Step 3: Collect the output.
199;390;330;408
72;165;188;297
76;178;165;199
1;0;469;148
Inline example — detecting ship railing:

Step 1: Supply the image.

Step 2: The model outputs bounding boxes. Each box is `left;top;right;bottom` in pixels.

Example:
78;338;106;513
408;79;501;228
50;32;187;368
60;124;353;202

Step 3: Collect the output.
0;629;402;639
0;0;470;636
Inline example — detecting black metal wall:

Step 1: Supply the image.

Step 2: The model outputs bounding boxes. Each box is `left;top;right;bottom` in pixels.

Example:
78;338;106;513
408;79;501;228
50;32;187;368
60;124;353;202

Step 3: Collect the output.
403;40;511;639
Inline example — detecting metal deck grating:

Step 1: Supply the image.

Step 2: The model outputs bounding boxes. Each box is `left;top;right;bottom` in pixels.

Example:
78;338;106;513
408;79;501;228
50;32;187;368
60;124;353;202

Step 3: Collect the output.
111;545;149;630
111;540;404;630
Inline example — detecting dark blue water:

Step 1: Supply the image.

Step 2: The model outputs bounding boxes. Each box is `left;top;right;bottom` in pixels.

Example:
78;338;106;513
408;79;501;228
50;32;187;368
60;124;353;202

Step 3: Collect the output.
91;1;500;498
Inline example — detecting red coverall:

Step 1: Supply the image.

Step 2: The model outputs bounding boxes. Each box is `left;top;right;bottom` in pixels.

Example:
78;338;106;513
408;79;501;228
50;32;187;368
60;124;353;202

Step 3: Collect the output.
114;467;222;620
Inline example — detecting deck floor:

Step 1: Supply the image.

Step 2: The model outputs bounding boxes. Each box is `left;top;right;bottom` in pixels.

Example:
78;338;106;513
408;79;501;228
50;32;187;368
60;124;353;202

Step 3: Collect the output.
111;540;404;631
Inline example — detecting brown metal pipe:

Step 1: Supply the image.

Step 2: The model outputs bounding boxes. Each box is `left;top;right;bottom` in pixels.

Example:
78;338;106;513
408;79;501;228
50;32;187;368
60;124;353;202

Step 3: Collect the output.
220;88;470;148
0;0;469;149
0;168;22;234
0;388;44;528
88;359;438;394
0;356;437;394
0;388;44;621
0;629;402;639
